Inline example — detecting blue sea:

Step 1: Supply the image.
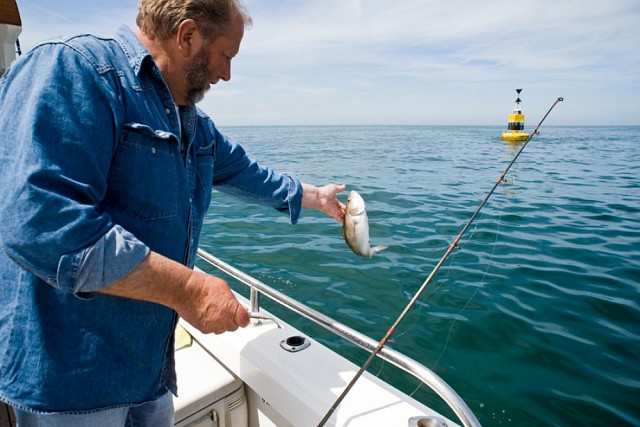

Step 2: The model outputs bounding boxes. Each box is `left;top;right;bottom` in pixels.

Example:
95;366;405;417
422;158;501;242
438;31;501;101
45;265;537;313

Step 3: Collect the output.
196;125;640;427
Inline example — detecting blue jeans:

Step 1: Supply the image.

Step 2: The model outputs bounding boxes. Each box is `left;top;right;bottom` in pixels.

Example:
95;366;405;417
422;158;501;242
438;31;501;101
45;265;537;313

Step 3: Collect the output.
13;391;174;427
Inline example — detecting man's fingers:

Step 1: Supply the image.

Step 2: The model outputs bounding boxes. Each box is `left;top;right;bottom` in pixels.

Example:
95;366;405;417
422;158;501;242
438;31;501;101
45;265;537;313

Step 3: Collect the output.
233;303;250;328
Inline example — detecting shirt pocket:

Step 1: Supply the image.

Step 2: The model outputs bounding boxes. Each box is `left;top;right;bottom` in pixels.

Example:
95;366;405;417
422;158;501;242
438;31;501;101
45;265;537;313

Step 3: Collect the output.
195;140;214;198
105;123;181;220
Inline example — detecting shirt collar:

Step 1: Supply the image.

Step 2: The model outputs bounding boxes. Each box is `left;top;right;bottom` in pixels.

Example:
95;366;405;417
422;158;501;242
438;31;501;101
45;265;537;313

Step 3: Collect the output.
113;25;199;121
114;25;154;77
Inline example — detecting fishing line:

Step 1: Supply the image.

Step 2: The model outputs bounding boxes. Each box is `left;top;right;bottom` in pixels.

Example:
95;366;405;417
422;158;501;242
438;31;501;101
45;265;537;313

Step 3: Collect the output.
393;234;465;343
317;96;563;427
408;174;508;397
379;176;507;345
372;185;507;390
431;205;504;372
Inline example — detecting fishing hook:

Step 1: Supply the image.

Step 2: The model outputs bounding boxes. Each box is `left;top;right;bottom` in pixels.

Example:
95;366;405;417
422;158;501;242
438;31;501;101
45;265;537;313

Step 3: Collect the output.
317;96;564;427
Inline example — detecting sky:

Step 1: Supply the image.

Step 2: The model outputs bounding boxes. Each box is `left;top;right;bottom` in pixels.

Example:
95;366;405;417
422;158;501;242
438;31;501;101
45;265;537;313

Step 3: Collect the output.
13;0;640;126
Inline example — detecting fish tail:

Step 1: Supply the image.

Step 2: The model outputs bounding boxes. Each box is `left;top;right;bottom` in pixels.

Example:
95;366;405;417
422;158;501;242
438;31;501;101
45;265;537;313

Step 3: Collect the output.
370;245;389;257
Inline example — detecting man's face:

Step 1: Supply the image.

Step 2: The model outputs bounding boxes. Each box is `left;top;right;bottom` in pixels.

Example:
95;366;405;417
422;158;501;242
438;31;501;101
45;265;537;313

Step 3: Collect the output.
184;46;212;105
182;17;244;105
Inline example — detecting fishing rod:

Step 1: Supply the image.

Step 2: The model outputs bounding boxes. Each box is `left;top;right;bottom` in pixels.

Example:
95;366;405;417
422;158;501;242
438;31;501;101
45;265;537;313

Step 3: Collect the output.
318;96;564;427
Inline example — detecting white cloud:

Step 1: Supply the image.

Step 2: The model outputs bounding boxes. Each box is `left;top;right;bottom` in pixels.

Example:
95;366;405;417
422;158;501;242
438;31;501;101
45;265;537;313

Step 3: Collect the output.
18;2;137;50
13;0;640;125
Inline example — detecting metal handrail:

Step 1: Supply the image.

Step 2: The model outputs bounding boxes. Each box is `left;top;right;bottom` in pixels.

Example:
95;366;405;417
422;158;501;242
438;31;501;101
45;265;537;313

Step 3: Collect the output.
196;248;481;427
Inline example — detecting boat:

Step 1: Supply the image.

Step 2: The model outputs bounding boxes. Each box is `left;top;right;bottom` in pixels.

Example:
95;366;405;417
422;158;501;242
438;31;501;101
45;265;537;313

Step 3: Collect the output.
0;2;481;425
500;89;530;142
0;247;481;427
170;249;480;427
0;0;21;77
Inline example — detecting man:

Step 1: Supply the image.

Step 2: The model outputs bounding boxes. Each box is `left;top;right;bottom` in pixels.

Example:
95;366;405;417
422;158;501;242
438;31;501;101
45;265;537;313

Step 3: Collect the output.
0;0;345;425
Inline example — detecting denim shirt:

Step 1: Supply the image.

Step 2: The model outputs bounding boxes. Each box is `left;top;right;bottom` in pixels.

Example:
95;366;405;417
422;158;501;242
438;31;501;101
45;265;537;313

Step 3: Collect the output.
0;26;302;413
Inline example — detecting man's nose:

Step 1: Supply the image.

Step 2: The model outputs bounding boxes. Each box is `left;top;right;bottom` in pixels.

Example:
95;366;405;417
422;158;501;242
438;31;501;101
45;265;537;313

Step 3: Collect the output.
219;62;231;82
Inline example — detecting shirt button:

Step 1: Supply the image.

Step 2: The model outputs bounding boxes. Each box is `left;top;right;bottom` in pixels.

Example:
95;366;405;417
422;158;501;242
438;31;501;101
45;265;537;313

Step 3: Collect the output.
165;108;171;115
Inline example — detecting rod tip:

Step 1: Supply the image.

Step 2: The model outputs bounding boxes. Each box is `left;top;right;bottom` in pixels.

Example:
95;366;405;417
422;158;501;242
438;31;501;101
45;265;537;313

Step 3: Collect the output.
558;97;564;101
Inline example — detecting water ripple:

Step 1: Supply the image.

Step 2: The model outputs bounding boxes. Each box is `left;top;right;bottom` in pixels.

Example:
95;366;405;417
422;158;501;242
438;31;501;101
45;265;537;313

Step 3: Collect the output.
207;125;640;427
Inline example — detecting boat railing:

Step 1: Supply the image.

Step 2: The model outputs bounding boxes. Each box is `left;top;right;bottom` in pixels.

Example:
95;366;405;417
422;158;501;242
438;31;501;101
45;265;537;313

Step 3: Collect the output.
196;248;481;427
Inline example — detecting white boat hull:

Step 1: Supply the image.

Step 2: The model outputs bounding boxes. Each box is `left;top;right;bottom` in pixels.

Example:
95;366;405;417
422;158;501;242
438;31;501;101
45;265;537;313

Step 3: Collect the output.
174;292;459;427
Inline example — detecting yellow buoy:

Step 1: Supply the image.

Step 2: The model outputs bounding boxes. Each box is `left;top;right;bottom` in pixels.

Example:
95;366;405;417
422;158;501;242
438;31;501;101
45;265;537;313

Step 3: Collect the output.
501;89;529;142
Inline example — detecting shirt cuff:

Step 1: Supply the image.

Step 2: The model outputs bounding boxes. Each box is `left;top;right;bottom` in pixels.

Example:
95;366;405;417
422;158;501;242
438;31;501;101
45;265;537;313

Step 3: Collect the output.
57;224;150;295
276;173;303;225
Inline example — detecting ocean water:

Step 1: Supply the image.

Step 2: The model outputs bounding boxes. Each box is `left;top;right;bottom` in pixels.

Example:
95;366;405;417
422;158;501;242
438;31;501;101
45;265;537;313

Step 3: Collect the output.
196;125;640;427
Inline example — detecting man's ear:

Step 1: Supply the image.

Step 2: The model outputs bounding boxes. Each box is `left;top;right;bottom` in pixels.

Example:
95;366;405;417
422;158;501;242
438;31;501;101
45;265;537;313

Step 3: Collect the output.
175;19;203;57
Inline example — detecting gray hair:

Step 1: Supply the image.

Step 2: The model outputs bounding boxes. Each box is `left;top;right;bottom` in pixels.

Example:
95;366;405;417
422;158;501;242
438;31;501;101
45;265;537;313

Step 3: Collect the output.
137;0;251;41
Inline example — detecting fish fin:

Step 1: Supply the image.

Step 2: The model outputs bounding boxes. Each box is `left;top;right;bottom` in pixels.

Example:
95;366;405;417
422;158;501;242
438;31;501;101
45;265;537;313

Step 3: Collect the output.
370;245;389;257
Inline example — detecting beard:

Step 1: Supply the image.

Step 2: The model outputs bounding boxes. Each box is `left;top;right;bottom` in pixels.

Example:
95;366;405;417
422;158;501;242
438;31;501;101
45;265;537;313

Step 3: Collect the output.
183;47;211;105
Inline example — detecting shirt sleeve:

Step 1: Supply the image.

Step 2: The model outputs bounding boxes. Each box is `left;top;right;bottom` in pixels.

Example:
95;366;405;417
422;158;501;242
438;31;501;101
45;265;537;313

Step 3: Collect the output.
0;41;149;295
210;127;303;225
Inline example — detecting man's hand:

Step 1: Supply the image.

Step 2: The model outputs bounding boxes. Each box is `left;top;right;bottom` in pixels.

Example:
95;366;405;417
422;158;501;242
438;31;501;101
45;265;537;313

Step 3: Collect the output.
302;183;347;223
99;252;249;334
181;269;250;334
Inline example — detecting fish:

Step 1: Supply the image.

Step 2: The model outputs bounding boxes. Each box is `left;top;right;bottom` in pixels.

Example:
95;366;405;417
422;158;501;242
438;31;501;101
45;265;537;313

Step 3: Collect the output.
342;190;388;257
